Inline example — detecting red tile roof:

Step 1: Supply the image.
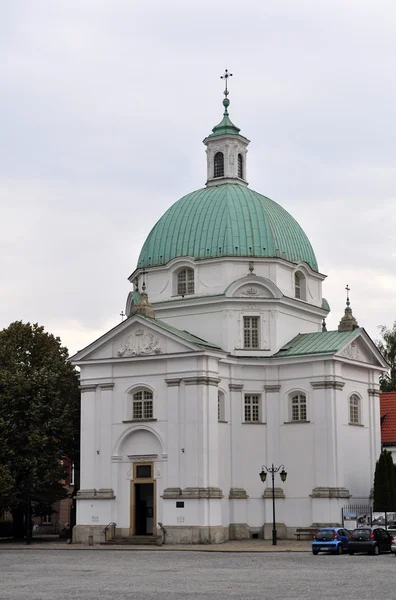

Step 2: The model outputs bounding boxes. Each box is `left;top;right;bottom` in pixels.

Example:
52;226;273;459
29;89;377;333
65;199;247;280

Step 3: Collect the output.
380;392;396;444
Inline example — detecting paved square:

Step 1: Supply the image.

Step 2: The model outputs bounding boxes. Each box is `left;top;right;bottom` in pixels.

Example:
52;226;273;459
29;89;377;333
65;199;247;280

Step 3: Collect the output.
1;549;395;599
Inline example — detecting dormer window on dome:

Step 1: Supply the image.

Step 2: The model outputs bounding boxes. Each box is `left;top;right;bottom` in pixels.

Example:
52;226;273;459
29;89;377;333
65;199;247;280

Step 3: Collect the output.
294;272;306;300
176;268;194;296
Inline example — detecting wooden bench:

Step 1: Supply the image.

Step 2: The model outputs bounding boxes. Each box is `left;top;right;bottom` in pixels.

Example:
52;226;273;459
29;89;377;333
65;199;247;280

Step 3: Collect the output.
294;528;317;540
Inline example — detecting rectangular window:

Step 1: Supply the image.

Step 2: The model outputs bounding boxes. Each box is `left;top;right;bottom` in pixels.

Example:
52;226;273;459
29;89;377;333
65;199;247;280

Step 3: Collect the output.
244;394;260;422
136;464;152;479
41;513;52;524
243;316;259;349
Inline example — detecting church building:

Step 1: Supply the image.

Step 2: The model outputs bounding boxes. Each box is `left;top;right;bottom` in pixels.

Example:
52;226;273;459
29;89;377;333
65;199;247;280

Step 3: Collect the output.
71;75;388;544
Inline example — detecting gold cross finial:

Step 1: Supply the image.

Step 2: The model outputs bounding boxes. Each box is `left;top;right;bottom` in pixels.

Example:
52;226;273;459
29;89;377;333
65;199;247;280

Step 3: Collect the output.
220;69;233;97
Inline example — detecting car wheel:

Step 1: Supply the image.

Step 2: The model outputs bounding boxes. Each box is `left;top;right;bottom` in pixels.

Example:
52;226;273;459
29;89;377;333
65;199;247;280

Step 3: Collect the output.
336;544;343;555
372;545;380;556
312;550;318;555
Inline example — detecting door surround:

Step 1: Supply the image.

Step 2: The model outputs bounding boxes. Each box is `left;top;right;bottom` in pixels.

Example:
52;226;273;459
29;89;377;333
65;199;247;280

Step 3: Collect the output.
130;462;156;536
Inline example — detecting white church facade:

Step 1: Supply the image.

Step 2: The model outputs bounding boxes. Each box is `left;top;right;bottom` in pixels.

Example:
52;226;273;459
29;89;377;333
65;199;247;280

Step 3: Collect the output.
72;82;387;544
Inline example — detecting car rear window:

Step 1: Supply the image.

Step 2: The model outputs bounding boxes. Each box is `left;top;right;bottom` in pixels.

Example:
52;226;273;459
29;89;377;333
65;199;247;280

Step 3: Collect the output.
351;529;370;540
315;530;335;540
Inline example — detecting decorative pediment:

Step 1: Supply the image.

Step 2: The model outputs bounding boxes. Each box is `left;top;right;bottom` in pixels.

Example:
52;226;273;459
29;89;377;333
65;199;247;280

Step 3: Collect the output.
70;315;222;364
225;275;282;299
117;328;162;357
336;334;387;368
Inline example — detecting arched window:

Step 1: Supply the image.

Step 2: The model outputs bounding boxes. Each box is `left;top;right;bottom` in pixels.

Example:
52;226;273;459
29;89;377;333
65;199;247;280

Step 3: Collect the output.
214;152;224;178
294;272;306;300
238;153;243;178
349;394;361;425
218;391;225;421
177;268;194;295
133;389;153;420
291;394;307;421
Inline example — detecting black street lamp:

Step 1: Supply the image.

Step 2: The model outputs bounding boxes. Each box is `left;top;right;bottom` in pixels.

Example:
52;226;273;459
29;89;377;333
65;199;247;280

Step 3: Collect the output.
259;464;287;546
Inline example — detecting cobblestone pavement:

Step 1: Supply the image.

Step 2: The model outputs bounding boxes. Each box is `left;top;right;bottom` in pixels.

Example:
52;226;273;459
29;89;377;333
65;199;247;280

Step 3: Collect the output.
1;547;395;600
0;537;310;552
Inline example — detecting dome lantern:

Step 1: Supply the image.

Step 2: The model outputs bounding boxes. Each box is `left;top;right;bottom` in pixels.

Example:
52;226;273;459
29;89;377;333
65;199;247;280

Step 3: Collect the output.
203;70;250;188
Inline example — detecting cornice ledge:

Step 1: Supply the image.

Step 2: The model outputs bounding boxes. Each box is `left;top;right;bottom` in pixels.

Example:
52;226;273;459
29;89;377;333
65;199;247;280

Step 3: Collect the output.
264;385;281;393
229;487;249;499
165;378;182;387
310;487;351;499
79;384;98;393
98;383;115;390
263;487;285;499
368;388;380;397
162;487;182;499
180;487;224;499
310;380;345;390
229;383;244;391
77;488;116;500
184;377;221;387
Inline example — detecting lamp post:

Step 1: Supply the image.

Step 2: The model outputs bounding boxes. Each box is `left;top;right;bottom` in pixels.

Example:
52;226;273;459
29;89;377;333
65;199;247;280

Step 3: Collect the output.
259;464;287;546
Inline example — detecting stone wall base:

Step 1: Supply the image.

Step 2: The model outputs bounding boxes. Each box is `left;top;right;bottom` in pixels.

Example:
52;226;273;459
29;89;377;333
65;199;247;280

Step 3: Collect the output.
163;525;228;545
73;525;105;544
263;522;287;540
229;523;250;540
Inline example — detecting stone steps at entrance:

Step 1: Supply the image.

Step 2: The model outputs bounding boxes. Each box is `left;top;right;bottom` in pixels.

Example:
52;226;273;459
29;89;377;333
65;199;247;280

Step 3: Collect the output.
103;535;160;546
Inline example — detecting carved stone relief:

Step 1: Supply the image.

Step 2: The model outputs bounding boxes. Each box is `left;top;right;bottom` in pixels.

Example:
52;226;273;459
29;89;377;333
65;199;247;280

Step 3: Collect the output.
339;341;369;362
117;328;162;357
238;285;269;298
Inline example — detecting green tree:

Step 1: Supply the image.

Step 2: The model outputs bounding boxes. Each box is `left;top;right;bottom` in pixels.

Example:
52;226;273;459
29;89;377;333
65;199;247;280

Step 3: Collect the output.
377;322;396;392
373;450;395;511
386;451;396;510
0;321;80;538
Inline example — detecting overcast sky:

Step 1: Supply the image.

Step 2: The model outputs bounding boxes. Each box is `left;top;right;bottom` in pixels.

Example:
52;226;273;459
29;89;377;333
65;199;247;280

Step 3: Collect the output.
1;0;396;355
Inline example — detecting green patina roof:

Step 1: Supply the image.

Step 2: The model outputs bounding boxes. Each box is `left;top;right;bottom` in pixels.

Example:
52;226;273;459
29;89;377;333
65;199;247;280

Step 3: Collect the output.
138;183;318;271
209;98;241;137
321;297;330;311
273;329;361;359
140;316;223;350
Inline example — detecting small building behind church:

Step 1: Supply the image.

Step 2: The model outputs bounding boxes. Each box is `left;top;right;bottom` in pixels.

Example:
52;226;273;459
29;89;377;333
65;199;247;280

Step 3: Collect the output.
71;83;387;544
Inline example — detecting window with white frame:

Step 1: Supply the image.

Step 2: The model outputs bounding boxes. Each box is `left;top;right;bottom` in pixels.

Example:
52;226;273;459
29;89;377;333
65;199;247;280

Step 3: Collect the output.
349;394;361;424
177;268;194;295
291;394;307;421
133;389;154;420
243;316;259;348
244;394;260;422
218;391;225;421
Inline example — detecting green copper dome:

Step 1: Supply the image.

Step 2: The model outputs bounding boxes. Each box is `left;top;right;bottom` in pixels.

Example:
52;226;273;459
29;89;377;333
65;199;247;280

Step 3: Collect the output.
137;183;318;271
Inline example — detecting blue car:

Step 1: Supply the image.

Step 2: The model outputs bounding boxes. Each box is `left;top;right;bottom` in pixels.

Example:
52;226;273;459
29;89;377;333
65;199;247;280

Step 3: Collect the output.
312;527;350;555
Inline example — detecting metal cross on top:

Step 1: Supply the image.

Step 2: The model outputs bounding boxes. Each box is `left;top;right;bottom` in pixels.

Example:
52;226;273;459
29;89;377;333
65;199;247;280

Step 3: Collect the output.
221;69;233;97
345;284;351;307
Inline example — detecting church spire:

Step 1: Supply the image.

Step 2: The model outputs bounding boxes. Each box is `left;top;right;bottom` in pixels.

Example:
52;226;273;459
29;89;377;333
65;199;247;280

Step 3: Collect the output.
338;284;359;332
203;70;250;187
